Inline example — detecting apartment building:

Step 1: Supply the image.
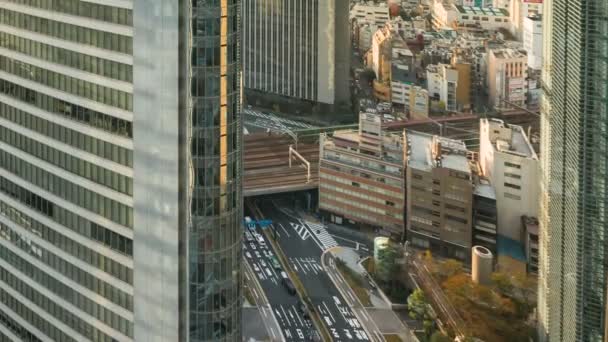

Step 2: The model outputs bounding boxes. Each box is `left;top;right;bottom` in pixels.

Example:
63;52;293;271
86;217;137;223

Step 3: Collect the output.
455;5;512;31
319;111;405;239
479;118;539;243
523;15;543;70
426;64;459;112
487;48;528;108
391;43;416;108
350;2;391;29
405;131;473;262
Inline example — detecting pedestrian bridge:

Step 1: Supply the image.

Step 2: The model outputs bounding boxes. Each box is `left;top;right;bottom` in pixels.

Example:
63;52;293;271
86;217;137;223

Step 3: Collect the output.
243;133;319;197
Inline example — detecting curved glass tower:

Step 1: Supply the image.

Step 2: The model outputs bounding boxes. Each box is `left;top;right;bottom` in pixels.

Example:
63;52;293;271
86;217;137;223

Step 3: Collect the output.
133;0;242;341
188;0;242;340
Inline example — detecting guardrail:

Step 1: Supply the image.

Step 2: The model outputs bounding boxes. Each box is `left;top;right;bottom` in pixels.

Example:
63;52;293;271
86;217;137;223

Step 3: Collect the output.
246;200;332;342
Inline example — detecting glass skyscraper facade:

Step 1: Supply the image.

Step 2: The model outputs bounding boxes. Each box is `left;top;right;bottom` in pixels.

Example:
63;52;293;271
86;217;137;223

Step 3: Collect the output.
538;0;608;340
0;0;242;341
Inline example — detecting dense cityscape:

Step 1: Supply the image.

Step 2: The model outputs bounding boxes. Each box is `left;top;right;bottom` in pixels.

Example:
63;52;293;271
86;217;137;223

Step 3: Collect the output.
0;0;603;341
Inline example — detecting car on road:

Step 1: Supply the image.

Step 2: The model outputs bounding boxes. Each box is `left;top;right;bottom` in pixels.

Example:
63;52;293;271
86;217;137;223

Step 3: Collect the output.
244;231;254;242
282;277;296;295
245;252;252;259
269;256;281;270
264;268;272;277
249;243;256;250
255;251;261;258
252;263;260;272
259;259;267;268
256;234;266;246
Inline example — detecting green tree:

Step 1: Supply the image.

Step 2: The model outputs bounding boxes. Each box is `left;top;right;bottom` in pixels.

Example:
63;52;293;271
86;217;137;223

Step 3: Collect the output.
375;244;400;283
408;289;433;320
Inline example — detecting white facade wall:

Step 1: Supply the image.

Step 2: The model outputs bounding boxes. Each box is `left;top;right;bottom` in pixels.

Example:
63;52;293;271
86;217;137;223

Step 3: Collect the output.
479;119;539;242
487;49;528;107
351;3;391;29
391;81;411;106
523;16;543;70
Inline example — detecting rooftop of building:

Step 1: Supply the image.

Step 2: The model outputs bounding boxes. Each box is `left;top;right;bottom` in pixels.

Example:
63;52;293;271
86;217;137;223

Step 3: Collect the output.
454;5;509;17
490;47;527;59
474;177;496;199
406;130;470;173
482;118;537;159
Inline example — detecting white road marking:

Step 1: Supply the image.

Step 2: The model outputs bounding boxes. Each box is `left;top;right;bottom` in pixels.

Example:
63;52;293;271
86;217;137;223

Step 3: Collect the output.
278;223;291;237
323;301;336;323
281;305;292;327
294;258;307;275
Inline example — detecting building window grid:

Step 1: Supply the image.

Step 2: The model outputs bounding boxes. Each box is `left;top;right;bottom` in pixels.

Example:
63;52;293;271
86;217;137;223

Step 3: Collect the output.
0;32;133;83
0;241;133;338
0;200;133;282
0;9;133;55
0;79;134;142
0;56;132;111
0;289;75;342
0;149;133;228
0;125;132;195
5;0;133;26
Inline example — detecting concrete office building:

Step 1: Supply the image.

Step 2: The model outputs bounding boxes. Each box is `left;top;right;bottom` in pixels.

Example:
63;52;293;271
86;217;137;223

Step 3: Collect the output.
319;111;405;239
523;15;543;70
242;0;350;109
538;0;608;340
479;119;538;244
405;131;474;263
486;48;528;108
426;63;459;112
0;0;242;341
350;2;391;29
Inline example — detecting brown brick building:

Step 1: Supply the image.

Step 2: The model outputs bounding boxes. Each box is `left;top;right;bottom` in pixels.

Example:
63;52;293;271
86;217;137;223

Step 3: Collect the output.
318;111;405;239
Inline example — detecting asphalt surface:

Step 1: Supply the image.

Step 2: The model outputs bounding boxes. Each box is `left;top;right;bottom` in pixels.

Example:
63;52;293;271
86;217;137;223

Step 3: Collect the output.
255;200;374;342
243;224;318;341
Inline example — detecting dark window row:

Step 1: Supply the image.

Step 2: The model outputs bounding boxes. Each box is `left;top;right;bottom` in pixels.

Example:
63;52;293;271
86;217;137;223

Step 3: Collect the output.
0;226;133;337
0;79;133;141
0;287;75;342
0;199;133;286
5;0;133;26
0;249;128;341
0;55;132;111
0;32;132;82
0;213;132;308
0;150;133;228
0;125;132;195
0;9;132;54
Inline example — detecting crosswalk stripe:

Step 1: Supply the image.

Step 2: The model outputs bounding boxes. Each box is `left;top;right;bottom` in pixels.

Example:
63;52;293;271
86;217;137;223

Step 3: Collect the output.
304;221;338;250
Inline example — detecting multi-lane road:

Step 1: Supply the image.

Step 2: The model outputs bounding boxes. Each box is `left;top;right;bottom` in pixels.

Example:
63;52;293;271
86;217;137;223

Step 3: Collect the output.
250;199;378;342
244;224;318;341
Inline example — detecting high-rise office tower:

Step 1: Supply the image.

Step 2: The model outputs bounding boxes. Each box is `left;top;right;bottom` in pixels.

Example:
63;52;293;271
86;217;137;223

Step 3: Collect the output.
538;0;608;341
0;0;242;341
242;0;350;110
